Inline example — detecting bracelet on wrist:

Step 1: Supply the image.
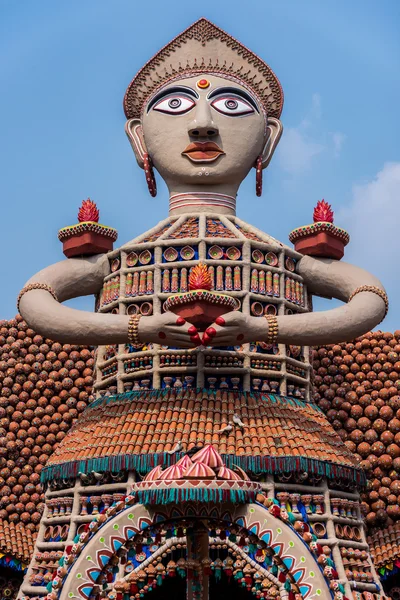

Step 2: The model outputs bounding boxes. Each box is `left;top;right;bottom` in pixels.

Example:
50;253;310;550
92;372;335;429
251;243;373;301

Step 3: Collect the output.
128;314;142;346
264;314;279;344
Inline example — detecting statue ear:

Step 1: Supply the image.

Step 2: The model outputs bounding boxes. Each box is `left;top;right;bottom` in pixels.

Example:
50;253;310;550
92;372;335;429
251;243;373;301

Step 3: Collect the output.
261;117;283;168
125;119;147;169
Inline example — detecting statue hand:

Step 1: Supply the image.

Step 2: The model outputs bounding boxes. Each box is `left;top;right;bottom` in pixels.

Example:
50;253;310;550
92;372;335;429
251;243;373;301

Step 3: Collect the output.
138;311;202;347
202;311;268;346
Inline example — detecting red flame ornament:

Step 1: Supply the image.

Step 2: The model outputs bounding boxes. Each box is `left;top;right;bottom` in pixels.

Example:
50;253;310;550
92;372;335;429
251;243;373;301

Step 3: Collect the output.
189;264;213;291
313;199;334;224
78;199;100;223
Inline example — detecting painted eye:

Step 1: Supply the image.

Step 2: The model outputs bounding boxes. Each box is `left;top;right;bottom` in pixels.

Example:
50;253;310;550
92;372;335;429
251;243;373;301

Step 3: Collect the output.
153;95;195;115
211;96;254;116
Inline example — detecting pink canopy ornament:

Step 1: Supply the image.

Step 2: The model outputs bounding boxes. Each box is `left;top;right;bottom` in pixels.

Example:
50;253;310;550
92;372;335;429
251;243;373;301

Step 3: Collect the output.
289;199;349;260
131;444;259;505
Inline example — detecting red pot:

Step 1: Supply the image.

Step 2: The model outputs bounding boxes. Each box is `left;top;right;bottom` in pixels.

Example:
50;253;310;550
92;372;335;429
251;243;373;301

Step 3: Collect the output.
293;231;345;260
62;231;114;258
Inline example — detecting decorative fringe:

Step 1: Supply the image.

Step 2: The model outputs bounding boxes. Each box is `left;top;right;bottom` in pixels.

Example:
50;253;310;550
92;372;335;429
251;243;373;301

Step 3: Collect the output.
41;451;366;486
88;388;322;412
135;488;255;505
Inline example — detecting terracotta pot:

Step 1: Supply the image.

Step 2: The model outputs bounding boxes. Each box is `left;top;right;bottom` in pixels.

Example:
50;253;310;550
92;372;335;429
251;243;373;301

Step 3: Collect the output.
292;230;346;260
313;522;326;538
353;526;362;542
165;292;239;329
62;231;115;258
335;524;343;539
343;525;353;540
60;525;69;541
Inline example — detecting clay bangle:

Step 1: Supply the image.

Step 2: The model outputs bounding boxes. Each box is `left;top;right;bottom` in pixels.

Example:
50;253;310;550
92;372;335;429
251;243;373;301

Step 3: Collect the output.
128;314;142;345
348;285;388;318
17;283;58;312
264;315;279;344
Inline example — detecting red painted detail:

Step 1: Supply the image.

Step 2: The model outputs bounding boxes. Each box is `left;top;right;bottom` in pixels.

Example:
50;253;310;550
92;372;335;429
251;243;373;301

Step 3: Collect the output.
313;199;334;223
293;232;345;260
189;264;212;290
78;198;99;222
62;232;114;257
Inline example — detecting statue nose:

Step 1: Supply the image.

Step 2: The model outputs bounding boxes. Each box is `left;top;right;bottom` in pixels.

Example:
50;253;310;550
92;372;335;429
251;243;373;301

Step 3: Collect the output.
188;103;219;137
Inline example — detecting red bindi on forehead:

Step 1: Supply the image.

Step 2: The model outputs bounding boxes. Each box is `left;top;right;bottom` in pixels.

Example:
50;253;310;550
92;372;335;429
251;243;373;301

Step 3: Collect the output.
197;79;210;89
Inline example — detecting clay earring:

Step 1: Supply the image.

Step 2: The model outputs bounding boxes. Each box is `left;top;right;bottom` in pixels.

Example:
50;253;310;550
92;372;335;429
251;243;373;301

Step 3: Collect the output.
143;153;157;197
255;155;263;197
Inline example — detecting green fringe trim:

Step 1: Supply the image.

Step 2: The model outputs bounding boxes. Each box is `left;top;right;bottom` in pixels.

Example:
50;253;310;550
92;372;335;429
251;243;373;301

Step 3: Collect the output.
135;488;255;505
88;389;323;413
41;451;366;486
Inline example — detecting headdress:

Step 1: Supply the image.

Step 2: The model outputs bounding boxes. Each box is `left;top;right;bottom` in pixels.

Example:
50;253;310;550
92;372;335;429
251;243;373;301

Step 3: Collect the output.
123;18;283;119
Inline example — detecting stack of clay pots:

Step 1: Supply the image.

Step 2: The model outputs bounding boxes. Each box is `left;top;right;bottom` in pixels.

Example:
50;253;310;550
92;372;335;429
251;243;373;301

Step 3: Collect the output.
0;315;94;538
313;330;400;528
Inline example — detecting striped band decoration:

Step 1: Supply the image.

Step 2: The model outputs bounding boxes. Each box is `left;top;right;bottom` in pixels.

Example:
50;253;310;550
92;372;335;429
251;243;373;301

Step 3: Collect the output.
169;192;236;212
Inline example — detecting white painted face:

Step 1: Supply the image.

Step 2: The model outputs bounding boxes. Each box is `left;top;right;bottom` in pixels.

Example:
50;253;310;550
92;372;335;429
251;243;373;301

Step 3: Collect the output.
127;74;281;190
142;75;265;186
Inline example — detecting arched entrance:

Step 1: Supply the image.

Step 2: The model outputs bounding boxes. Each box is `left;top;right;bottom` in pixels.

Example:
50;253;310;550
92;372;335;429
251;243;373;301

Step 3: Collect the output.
57;502;330;600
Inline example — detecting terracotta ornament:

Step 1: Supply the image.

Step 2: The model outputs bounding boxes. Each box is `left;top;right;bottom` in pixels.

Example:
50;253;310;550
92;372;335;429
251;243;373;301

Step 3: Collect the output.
255;155;263;197
58;198;118;257
143;152;157;197
289;199;350;260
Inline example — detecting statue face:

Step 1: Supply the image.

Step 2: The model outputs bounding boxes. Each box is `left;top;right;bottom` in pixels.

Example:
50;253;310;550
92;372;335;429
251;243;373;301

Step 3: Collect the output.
139;75;267;187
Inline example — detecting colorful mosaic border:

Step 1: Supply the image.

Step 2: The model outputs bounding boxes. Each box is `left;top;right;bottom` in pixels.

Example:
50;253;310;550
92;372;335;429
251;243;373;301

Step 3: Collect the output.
57;502;330;600
288;222;349;245
58;222;118;241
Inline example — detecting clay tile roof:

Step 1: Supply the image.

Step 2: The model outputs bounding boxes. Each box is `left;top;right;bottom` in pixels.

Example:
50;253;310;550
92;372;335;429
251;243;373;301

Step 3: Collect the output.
167;217;199;239
205;218;237;238
42;390;364;485
0;520;37;564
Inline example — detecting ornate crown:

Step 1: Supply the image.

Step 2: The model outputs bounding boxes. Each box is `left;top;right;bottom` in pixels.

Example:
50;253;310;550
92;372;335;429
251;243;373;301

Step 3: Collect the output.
124;18;283;119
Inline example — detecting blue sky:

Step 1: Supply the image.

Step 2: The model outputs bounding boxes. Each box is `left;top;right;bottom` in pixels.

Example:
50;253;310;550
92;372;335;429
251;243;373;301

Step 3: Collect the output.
1;0;399;331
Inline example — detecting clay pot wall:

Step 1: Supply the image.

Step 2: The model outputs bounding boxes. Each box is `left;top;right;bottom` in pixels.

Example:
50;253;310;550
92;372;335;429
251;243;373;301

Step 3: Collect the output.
313;330;400;529
0;315;94;536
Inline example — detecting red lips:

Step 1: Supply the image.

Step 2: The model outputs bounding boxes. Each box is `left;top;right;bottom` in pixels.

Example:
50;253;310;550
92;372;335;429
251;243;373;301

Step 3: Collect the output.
182;141;225;162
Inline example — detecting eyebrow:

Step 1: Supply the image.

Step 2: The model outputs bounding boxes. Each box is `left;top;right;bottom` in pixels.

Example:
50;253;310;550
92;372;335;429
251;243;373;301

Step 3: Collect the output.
207;86;259;112
147;86;199;112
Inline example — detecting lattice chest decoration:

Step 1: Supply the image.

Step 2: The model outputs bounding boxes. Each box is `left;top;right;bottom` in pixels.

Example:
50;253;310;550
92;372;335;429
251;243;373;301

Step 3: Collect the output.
94;213;311;398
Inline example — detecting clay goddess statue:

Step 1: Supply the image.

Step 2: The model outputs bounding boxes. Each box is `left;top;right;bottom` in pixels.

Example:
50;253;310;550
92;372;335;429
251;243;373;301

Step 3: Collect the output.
18;23;386;352
16;19;389;600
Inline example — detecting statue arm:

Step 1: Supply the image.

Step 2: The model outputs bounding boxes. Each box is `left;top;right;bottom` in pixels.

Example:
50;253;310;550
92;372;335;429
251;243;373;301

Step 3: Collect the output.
276;255;387;345
18;254;199;346
18;254;132;345
205;255;387;347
